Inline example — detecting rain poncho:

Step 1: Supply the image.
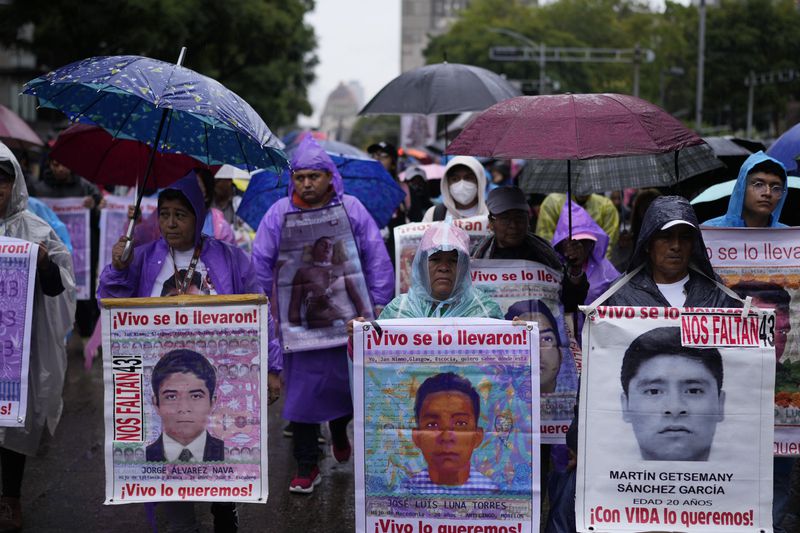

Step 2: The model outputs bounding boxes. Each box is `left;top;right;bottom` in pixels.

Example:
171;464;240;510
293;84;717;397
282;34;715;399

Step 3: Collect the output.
252;136;394;422
380;223;503;319
27;197;73;253
422;156;489;222
600;196;740;308
97;174;283;372
552;200;619;304
536;193;619;258
703;151;787;228
0;142;76;456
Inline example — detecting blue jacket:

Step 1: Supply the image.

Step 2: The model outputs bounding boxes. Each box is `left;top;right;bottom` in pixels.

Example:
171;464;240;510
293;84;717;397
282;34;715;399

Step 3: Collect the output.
703;151;787;228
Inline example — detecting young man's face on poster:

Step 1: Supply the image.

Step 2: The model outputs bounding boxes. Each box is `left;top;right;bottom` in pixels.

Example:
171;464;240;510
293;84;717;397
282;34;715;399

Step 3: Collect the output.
412;390;484;484
621;354;725;461
155;371;215;446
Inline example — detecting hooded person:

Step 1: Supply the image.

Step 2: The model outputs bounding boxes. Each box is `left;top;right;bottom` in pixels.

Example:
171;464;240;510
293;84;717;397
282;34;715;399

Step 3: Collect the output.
703;151;788;228
594;196;740;309
379;223;502;319
536;193;619;259
422;156;489;222
552;200;619;305
98;173;281;532
0;142;76;530
251;136;394;494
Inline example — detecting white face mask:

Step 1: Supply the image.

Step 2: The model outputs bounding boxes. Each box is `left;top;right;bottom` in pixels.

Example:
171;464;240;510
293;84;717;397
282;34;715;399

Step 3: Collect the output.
449;180;478;205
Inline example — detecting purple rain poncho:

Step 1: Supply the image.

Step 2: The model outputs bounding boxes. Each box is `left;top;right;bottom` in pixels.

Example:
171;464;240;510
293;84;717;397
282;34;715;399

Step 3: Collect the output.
97;174;282;372
551;200;619;305
252;136;394;423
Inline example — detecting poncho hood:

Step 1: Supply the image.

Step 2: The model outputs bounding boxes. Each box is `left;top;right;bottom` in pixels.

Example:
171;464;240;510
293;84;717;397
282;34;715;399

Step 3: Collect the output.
162;172;208;247
552;200;610;265
629;195;714;279
703;151;787;228
287;136;343;202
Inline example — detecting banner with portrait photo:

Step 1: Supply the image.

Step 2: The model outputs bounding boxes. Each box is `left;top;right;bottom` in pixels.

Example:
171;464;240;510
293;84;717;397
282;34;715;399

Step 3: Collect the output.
275;203;374;353
0;237;37;427
40;197;91;300
98;194;157;276
471;259;580;445
393;216;490;296
100;295;269;504
353;318;540;533
576;306;774;532
702;226;800;456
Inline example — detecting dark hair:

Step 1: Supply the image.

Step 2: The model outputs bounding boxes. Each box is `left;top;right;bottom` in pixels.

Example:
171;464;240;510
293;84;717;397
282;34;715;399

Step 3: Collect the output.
414;372;480;425
504;299;562;347
158;188;195;217
747;160;786;183
194;167;215;206
620;327;723;395
731;281;790;309
152;349;216;406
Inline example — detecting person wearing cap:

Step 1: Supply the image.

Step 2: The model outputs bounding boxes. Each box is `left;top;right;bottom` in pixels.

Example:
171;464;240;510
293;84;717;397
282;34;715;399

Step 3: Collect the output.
551;200;619;305
212;164;246;226
701;151;794;533
367;141;399;179
536;192;619;259
422;156;488;222
403;166;433;223
703;151;787;228
472;187;588;312
596;195;739;308
368;141;409;262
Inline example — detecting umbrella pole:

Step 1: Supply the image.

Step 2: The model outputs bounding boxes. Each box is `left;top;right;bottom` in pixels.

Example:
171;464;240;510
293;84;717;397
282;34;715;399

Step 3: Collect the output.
121;46;187;262
567;159;572;238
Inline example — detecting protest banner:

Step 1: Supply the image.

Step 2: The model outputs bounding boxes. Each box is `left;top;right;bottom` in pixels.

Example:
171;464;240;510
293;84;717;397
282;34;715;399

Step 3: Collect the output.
100;294;269;504
353;318;540;533
576;306;774;532
0;237;37;427
275;204;374;353
39;197;91;300
98;194;157;276
702;227;800;456
393;217;490;296
471;259;579;445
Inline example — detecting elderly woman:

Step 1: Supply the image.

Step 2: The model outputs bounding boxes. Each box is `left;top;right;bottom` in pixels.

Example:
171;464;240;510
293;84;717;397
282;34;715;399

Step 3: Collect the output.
381;223;502;319
0;143;76;531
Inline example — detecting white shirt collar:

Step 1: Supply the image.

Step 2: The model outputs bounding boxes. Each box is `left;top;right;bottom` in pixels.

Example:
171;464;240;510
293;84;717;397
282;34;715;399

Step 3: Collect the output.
163;431;207;462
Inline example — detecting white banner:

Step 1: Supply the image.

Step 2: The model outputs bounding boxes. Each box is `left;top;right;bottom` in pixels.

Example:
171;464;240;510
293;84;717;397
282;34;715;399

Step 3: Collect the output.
353;317;540;533
40;197;91;300
576;306;774;532
101;296;269;504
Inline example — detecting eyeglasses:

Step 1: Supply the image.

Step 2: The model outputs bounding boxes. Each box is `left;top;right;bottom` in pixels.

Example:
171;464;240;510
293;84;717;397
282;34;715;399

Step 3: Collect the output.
749;180;784;197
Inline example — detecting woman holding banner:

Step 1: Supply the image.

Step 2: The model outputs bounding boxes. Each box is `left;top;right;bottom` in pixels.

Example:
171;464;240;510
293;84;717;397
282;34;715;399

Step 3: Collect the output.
0;143;76;531
98;174;282;533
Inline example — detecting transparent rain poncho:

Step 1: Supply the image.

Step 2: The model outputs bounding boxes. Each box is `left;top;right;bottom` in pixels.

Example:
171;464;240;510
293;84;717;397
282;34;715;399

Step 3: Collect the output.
380;222;502;319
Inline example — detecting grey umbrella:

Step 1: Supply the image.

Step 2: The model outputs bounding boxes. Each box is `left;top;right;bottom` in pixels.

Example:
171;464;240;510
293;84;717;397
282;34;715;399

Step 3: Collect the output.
359;62;520;116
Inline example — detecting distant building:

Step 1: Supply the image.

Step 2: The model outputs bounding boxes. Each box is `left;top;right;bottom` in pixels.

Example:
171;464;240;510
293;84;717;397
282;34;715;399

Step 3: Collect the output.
0;24;40;123
318;82;360;142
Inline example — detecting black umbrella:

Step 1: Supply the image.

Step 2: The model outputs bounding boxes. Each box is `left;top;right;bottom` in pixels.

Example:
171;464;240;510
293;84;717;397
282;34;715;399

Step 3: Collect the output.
360;62;520;115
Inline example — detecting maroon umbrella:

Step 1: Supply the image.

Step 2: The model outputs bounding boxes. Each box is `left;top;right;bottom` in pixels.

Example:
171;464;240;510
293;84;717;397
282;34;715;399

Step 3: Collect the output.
0;104;43;150
49;123;213;188
446;93;720;234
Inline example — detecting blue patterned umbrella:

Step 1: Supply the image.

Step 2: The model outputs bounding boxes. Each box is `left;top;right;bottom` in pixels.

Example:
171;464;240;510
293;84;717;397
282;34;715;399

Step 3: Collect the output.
237;155;406;230
23;53;287;185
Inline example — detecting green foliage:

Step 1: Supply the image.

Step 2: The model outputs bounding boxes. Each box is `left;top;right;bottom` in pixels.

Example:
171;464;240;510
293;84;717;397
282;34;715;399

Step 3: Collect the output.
0;0;317;129
349;115;400;151
424;0;800;134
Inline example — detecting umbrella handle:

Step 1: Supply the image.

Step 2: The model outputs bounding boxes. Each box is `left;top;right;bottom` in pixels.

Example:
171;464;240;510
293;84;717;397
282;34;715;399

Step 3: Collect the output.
120;217;136;263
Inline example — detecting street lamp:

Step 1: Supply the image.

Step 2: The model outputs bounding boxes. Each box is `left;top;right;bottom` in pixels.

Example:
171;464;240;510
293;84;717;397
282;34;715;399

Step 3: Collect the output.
488;27;547;95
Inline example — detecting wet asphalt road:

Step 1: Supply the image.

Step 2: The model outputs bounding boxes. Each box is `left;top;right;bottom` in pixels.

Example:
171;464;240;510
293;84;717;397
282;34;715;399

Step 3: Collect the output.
22;342;355;532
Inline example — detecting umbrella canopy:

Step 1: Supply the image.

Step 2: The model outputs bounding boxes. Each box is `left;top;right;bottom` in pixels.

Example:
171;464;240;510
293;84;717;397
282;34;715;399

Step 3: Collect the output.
518;143;722;196
702;136;753;157
23;54;286;172
692;176;800;226
237;155;405;230
766;122;800;173
49;123;209;187
360;62;521;116
214;164;250;181
399;163;445;181
446;93;704;159
0;104;43;150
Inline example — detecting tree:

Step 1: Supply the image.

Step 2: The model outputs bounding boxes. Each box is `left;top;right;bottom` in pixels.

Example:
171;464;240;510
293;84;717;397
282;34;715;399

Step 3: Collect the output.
349;116;400;151
0;0;317;129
